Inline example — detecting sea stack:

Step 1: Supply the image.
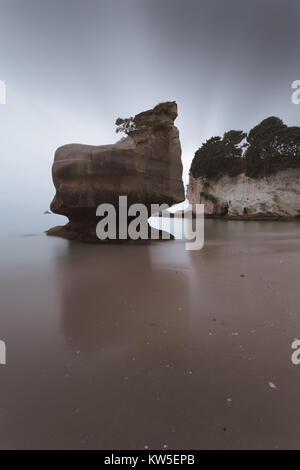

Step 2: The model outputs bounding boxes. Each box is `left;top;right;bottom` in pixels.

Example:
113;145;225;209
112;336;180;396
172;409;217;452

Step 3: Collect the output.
47;101;184;241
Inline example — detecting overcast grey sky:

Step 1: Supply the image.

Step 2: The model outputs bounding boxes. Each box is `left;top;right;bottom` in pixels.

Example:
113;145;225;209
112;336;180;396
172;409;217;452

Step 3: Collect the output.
0;0;300;214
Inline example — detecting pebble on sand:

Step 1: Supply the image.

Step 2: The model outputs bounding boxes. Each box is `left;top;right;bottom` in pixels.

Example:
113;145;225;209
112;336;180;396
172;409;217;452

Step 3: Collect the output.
268;382;278;389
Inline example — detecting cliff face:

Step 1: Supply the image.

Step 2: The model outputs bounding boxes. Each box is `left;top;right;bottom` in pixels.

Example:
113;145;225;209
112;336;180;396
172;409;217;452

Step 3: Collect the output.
48;101;184;241
187;169;300;219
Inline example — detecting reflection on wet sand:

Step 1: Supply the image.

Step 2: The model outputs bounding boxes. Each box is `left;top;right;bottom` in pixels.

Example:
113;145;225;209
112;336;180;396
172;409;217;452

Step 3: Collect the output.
58;241;190;355
0;220;300;449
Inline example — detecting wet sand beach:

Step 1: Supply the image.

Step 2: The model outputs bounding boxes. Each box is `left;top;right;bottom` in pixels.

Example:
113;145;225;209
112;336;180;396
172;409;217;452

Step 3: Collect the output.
0;219;300;449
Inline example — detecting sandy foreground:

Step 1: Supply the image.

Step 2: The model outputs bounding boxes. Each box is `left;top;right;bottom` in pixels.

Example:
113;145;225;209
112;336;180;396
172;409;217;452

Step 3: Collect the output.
0;220;300;449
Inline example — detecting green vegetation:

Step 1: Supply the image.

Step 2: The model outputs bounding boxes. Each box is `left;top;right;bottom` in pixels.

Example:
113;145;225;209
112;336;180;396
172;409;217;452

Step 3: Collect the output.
245;117;300;178
190;117;300;180
115;115;169;135
190;130;246;180
115;117;136;135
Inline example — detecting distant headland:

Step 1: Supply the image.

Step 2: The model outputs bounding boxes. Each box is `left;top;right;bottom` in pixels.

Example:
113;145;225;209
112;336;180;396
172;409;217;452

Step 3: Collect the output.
188;117;300;219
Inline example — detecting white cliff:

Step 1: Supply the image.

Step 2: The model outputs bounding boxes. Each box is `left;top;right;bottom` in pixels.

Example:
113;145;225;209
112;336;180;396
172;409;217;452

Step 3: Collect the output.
187;168;300;219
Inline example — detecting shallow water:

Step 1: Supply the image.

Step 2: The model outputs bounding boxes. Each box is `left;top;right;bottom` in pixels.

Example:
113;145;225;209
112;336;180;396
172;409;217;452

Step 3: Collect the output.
0;213;300;449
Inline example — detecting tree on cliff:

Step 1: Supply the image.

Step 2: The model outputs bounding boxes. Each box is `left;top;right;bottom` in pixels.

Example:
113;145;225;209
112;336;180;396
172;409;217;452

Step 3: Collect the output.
245;117;300;177
191;117;300;180
115;117;136;135
245;117;285;177
190;130;246;180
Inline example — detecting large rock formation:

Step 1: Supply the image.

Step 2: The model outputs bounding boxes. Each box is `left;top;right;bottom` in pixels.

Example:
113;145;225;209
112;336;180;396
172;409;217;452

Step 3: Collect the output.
48;101;184;241
187;169;300;219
